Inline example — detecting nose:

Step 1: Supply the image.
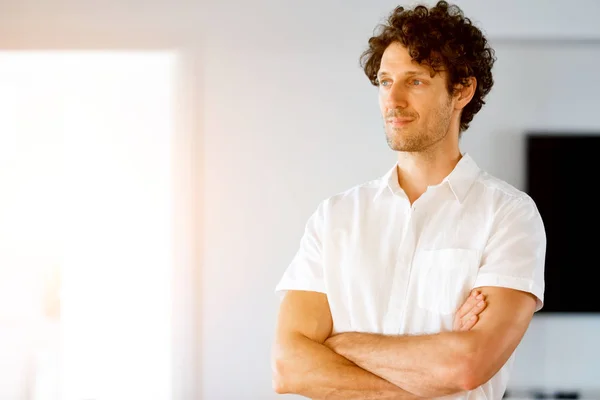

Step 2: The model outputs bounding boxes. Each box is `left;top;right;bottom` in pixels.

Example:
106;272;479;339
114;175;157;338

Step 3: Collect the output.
382;83;409;110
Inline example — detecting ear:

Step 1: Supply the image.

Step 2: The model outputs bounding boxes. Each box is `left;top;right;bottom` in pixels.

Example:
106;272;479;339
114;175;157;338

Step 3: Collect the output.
453;77;477;111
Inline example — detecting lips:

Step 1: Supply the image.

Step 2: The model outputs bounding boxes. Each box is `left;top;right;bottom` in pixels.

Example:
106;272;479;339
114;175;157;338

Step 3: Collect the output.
387;117;414;126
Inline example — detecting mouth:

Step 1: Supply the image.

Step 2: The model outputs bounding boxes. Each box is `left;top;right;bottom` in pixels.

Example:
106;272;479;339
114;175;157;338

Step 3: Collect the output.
387;117;415;127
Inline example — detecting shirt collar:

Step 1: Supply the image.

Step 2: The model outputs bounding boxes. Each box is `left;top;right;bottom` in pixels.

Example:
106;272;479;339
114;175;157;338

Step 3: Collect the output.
374;153;481;204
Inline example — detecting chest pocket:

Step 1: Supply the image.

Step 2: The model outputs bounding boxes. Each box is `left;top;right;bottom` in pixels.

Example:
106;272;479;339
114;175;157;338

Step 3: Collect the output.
414;248;480;315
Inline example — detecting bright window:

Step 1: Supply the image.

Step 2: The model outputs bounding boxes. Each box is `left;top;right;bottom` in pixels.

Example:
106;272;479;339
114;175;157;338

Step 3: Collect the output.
0;51;176;400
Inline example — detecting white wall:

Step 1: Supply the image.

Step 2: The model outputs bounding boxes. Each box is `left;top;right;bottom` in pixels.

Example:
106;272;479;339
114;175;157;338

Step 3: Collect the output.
201;1;600;399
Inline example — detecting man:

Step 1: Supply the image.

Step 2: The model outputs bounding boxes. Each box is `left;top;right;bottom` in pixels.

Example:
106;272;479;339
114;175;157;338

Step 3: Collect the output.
271;1;546;399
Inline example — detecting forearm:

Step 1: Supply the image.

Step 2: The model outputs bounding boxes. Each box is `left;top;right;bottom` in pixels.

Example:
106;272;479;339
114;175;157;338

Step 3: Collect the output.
326;332;474;397
273;333;426;400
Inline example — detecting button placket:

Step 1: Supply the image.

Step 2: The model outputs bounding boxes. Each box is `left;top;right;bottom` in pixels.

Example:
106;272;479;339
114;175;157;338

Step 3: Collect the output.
382;203;417;334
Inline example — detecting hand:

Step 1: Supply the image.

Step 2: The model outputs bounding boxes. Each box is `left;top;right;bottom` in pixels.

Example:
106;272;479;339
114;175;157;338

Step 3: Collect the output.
453;289;487;331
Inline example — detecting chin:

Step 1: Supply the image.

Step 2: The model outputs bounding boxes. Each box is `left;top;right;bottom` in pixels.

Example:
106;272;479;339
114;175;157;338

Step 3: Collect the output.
386;135;412;151
390;145;421;152
387;137;430;152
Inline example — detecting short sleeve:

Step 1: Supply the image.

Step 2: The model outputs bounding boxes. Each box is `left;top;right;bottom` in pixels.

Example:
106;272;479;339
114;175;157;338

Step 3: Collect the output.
473;195;546;312
275;200;327;296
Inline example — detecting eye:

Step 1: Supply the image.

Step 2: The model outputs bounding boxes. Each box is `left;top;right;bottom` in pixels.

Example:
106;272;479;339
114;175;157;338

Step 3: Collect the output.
411;79;423;86
380;79;392;87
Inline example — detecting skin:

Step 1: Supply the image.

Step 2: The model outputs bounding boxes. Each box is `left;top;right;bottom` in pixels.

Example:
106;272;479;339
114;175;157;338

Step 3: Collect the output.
321;288;536;397
272;42;539;398
272;289;487;400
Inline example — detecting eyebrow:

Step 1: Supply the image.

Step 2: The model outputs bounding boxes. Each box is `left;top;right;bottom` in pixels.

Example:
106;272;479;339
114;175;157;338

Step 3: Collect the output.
377;70;428;79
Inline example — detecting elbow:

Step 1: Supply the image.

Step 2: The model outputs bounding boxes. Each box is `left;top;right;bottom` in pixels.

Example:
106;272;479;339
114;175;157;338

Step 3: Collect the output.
271;345;297;394
457;367;482;392
445;339;489;392
271;333;314;395
271;356;290;394
455;355;490;392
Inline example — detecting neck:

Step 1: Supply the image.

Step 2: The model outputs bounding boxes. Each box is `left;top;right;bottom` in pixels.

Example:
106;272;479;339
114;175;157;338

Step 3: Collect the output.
396;144;462;204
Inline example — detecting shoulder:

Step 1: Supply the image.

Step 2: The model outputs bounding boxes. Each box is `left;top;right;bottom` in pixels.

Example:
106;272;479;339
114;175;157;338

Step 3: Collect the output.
472;171;543;230
473;170;538;209
304;174;387;229
318;175;385;214
475;171;528;199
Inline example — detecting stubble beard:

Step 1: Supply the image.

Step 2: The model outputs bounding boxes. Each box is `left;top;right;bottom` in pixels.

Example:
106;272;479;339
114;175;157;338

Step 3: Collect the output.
385;125;433;152
384;102;453;153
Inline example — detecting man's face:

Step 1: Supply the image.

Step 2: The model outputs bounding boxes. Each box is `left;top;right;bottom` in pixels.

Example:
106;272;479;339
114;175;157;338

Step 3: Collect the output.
378;42;455;152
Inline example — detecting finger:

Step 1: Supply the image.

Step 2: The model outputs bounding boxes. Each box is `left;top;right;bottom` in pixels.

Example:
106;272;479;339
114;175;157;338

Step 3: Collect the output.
456;291;484;319
455;293;476;318
460;314;478;331
461;299;488;326
462;291;482;312
454;291;485;331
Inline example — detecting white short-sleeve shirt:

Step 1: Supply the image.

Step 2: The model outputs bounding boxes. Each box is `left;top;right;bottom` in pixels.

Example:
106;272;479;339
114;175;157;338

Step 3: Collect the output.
275;153;546;400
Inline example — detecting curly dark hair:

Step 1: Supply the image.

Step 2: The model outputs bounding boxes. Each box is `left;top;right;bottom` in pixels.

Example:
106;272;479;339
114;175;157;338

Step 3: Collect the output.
360;1;496;132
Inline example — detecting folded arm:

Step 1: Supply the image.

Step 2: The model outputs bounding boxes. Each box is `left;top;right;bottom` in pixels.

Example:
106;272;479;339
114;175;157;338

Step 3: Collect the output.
325;286;537;397
271;290;425;399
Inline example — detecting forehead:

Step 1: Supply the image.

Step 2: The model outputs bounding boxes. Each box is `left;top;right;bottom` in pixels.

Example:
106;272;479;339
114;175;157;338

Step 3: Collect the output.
379;42;435;76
